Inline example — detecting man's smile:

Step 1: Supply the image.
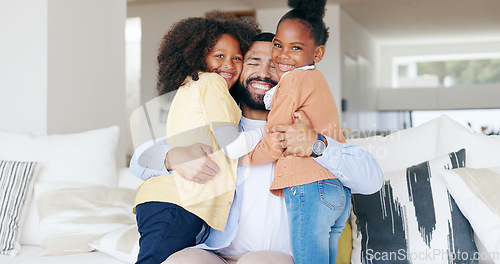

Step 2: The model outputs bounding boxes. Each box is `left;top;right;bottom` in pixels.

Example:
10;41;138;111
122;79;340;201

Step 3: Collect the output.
250;80;273;91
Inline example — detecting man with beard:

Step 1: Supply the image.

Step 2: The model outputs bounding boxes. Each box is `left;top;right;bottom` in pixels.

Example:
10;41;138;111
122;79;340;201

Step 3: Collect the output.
130;32;383;263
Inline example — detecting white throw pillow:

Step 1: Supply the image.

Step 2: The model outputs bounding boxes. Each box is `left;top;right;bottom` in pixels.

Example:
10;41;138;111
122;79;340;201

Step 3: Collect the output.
351;149;478;264
89;224;139;263
347;117;440;172
439;167;500;264
35;182;136;256
0;126;120;246
437;114;500;168
117;167;143;190
0;160;39;256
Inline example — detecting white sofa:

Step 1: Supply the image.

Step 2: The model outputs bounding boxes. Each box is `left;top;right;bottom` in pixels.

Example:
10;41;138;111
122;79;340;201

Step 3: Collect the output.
0;167;142;264
1;115;499;264
0;126;143;264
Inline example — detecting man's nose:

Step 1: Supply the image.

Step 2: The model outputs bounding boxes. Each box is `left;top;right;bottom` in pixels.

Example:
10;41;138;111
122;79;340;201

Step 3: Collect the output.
256;64;271;78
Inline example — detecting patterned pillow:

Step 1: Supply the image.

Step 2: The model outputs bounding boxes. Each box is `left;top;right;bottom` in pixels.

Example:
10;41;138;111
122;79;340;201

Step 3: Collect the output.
439;167;500;263
0;159;39;256
351;149;478;263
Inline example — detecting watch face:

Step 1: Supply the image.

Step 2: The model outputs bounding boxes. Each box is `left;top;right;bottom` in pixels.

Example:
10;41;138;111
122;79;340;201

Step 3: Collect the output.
312;140;326;155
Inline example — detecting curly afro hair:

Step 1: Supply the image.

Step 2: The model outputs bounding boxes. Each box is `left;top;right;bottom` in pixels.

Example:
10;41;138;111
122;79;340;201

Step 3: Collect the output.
156;11;260;95
278;0;329;46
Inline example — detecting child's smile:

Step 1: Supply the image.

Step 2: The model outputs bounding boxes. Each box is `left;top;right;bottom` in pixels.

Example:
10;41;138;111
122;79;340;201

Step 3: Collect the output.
276;63;295;73
206;34;243;89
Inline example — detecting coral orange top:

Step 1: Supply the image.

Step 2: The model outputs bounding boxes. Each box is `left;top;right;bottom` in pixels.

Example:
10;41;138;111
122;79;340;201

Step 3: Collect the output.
246;68;345;196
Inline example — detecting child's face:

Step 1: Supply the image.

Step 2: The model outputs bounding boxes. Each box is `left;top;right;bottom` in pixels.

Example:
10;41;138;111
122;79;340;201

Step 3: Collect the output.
272;19;324;78
205;34;244;89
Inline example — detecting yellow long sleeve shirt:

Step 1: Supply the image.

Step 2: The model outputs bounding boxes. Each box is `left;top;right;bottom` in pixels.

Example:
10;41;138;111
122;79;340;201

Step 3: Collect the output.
135;73;241;231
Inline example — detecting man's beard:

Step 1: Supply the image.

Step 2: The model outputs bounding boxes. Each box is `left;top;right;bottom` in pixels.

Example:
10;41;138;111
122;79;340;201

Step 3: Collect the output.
230;77;277;111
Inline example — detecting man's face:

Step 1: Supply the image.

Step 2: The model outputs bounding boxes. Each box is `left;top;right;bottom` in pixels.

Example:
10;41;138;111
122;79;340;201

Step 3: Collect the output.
233;41;279;110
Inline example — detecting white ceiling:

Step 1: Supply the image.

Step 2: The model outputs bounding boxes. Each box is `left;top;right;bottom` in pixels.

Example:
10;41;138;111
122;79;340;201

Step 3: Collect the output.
128;0;500;45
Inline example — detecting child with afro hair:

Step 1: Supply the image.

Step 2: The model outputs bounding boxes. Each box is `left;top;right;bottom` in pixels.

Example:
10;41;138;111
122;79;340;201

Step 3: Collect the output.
134;11;261;264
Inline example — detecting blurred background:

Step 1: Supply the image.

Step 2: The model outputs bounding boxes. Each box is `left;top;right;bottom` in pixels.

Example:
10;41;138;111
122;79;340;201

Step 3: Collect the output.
2;0;499;165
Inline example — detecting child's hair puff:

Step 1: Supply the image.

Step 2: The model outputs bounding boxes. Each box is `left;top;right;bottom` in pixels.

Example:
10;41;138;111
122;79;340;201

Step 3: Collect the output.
156;11;260;95
279;0;329;46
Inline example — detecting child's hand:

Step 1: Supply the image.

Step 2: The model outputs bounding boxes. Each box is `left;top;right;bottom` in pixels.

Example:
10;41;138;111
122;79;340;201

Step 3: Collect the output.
268;110;316;157
166;143;220;183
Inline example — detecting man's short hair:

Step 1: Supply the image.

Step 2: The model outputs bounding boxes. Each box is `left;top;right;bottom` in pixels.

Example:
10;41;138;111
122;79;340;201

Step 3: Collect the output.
252;32;275;43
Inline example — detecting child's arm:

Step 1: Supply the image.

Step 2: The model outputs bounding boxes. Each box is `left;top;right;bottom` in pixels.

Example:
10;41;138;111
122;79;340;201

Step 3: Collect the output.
213;125;264;159
242;97;294;166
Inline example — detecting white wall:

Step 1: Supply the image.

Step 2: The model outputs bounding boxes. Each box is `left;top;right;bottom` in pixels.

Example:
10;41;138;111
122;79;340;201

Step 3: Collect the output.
338;7;378;132
319;5;342;121
47;0;126;135
0;0;48;135
0;0;127;167
255;7;287;33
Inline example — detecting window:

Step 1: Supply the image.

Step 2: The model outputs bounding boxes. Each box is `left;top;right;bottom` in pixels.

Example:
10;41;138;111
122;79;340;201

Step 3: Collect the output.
393;53;500;88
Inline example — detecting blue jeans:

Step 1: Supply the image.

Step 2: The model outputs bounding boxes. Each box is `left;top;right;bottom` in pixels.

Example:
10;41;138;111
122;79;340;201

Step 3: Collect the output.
135;202;204;264
283;179;351;264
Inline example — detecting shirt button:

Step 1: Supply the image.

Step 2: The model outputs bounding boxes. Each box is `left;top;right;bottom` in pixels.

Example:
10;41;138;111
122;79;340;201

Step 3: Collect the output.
278;172;283;177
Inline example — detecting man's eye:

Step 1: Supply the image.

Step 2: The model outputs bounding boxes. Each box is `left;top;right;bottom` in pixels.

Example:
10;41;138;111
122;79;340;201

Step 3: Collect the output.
292;46;301;50
234;57;242;61
274;43;282;48
215;54;224;58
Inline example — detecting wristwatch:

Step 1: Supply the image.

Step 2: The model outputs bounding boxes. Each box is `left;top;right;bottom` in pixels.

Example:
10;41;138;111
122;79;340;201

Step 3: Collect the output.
310;133;326;158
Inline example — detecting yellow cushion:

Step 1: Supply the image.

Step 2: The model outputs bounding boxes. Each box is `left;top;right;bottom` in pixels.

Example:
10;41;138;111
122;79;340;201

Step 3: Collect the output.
336;220;352;264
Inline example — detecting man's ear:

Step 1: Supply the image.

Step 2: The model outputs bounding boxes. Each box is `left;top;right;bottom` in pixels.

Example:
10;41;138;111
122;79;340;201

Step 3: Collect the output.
313;45;325;63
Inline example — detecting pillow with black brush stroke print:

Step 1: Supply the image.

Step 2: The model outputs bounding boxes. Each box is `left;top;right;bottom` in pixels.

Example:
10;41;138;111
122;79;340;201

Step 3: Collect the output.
350;149;478;264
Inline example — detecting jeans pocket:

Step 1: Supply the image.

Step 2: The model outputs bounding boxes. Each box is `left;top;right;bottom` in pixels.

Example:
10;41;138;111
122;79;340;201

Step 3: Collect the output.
318;179;346;211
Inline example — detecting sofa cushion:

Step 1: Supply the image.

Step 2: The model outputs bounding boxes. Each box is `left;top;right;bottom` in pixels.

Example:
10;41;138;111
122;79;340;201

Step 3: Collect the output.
348;117;440;173
437;114;500;168
35;182;135;256
439;167;500;263
351;149;478;263
0;245;125;264
89;224;139;263
0;160;39;256
0;126;120;246
117;167;143;190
